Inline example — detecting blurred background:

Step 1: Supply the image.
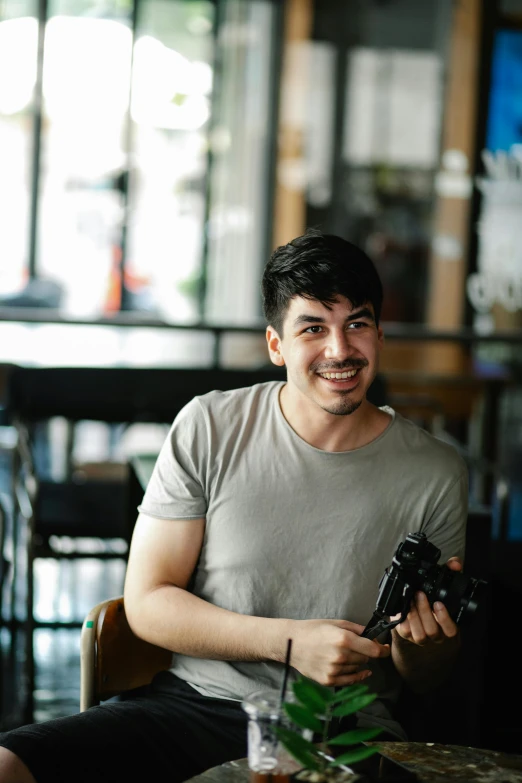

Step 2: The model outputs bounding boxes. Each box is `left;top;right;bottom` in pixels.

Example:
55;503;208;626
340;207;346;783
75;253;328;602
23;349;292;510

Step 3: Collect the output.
0;0;521;756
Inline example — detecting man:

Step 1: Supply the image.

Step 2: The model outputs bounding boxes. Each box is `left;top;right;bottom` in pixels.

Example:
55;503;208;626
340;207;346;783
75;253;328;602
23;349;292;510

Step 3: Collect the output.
0;230;467;783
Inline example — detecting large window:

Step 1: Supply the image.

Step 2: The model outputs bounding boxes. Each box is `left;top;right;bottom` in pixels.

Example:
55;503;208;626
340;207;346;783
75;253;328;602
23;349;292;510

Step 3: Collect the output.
0;0;280;324
2;0;500;332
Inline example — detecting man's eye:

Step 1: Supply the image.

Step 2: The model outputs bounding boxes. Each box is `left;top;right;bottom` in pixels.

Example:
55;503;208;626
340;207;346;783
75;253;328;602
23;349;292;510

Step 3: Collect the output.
348;322;367;329
304;325;323;334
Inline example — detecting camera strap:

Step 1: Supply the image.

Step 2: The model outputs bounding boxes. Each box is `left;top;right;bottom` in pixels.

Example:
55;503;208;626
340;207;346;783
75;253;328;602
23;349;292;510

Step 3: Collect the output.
361;611;404;640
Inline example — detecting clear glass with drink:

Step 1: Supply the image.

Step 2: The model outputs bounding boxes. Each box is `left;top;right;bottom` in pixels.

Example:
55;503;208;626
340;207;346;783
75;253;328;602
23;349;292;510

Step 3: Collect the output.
242;689;312;783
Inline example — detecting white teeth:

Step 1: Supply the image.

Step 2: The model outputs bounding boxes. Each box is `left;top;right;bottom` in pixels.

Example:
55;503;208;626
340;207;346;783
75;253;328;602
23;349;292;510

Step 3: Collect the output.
319;369;357;379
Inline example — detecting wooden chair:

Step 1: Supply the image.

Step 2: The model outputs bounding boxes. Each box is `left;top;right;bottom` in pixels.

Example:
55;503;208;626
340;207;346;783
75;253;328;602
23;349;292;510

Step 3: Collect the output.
80;596;171;711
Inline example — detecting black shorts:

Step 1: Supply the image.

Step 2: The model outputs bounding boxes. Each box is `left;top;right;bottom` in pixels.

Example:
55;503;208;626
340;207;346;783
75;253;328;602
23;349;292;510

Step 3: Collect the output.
0;672;248;783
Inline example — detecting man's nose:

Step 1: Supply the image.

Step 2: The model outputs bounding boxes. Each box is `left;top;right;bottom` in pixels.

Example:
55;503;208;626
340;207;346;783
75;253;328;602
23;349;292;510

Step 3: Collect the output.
324;330;355;360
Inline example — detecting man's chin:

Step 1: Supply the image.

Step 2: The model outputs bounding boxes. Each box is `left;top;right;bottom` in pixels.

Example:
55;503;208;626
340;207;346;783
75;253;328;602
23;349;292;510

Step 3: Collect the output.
322;398;363;417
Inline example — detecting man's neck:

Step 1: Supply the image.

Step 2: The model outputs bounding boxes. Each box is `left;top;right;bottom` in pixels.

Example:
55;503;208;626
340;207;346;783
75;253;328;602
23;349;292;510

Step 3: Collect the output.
279;384;392;453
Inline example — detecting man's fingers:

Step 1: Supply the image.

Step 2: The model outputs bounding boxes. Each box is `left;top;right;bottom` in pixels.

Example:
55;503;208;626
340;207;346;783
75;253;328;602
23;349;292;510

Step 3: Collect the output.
359;643;390;659
410;593;442;644
433;602;459;639
395;593;458;646
416;591;458;640
331;670;373;687
334;623;391;659
353;636;391;658
446;556;463;571
401;603;428;645
332;662;367;675
338;651;369;666
336;620;366;635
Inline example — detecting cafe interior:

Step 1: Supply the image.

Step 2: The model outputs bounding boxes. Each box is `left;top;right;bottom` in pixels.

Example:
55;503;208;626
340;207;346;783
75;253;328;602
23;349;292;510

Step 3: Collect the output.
0;0;522;776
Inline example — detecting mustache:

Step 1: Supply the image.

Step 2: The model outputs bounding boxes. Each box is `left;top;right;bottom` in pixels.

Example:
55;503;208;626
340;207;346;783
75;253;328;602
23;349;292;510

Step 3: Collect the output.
312;359;368;372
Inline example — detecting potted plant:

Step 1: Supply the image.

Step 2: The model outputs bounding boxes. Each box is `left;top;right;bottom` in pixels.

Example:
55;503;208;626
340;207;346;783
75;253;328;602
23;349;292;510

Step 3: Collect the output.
275;677;383;782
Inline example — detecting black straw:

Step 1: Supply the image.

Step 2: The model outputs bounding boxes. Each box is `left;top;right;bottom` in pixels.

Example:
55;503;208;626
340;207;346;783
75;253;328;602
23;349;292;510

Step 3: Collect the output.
279;638;293;709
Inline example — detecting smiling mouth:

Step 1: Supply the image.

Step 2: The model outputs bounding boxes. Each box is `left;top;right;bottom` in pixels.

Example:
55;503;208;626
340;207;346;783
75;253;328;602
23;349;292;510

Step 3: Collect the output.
317;369;360;381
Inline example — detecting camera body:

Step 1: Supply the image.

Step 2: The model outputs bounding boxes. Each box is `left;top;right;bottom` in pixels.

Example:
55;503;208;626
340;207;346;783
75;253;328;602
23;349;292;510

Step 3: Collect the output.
362;531;486;639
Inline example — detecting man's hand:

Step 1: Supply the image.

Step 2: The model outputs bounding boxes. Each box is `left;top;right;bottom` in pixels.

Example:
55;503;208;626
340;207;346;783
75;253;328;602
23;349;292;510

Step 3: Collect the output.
391;557;463;693
393;556;463;645
289;618;391;687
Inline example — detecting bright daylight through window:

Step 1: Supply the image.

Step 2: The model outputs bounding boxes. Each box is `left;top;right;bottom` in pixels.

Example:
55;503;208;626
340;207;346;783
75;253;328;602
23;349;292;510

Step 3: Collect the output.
0;0;214;322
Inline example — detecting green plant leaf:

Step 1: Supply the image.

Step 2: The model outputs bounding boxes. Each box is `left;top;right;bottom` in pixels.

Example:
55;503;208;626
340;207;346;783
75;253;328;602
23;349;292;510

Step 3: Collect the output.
329;684;370;703
329;745;381;767
274;726;319;757
284;703;323;734
331;693;376;717
293;677;334;704
292;679;329;714
274;726;322;771
328;727;382;745
303;678;335;703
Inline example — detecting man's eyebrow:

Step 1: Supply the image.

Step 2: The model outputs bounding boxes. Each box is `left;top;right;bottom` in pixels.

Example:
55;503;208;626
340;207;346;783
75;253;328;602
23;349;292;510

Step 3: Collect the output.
347;306;375;322
292;314;325;327
292;306;375;328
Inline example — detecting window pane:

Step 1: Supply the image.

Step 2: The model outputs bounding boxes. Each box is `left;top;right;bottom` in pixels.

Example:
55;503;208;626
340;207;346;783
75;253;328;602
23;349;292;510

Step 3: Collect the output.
126;0;215;323
203;0;278;325
0;0;37;297
38;0;133;316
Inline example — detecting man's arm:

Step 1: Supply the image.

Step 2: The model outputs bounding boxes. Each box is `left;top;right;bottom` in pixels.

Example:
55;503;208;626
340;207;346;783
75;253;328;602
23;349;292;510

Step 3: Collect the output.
391;558;462;693
123;512;391;686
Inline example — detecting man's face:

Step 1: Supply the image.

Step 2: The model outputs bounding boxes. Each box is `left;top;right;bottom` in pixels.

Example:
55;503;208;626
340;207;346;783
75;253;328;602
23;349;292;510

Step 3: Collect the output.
266;295;384;416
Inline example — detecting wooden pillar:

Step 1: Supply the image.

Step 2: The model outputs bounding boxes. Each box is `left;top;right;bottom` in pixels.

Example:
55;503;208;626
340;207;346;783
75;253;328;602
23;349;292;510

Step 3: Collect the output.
271;0;314;251
426;0;483;330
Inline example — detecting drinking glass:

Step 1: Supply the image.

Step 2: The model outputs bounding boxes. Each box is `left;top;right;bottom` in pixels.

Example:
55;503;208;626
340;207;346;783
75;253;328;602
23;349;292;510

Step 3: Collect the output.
242;689;312;782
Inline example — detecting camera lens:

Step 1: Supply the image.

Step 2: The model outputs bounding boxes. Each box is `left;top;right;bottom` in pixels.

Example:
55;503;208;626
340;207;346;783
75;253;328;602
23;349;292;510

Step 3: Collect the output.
455;576;488;624
424;567;487;625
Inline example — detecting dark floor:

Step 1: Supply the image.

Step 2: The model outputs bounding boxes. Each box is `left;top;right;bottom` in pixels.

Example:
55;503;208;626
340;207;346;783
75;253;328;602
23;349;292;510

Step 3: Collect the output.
34;558;126;721
0;490;127;726
0;425;131;729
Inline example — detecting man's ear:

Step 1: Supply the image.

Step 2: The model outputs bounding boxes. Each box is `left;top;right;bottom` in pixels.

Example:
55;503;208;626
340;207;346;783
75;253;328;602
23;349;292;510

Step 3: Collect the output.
377;325;384;348
266;325;285;366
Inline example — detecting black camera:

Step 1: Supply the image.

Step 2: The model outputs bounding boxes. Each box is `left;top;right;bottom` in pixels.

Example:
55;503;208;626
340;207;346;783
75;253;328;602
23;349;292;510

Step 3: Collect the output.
362;532;487;640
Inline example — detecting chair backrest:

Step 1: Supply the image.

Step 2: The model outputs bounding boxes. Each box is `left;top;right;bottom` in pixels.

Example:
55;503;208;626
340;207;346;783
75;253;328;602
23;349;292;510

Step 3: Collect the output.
80;596;172;711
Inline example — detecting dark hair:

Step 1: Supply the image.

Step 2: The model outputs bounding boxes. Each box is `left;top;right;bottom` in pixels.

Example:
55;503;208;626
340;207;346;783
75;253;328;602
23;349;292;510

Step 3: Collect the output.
262;228;383;335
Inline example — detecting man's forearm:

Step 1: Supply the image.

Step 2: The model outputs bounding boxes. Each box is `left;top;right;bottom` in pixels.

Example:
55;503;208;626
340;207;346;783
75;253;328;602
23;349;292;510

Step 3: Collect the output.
391;628;461;694
125;583;293;664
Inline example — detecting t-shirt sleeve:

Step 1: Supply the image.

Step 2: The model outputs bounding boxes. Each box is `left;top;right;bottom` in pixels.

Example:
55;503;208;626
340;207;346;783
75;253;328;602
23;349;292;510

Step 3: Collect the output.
421;461;468;566
137;397;208;520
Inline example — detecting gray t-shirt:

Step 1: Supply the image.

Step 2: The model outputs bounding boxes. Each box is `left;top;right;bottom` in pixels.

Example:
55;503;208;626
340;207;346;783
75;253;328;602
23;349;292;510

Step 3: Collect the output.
139;381;467;738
